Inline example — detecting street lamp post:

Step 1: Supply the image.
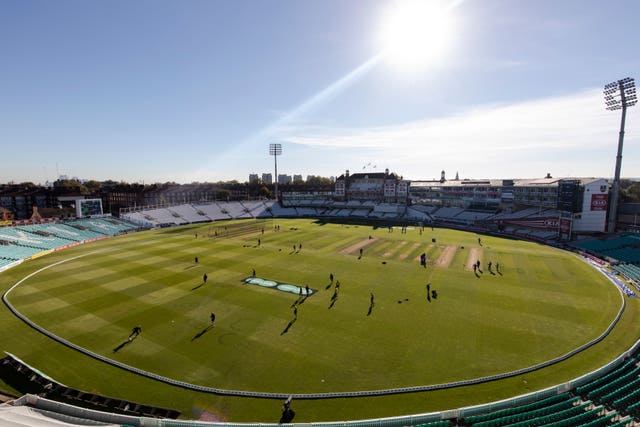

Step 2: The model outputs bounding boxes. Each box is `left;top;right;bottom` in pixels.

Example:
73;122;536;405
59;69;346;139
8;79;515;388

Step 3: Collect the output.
604;77;637;233
269;143;282;201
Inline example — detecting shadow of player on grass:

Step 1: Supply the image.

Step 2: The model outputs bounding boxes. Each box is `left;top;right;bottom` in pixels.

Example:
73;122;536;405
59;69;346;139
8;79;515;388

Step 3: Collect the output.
367;293;375;316
280;318;297;335
113;327;141;353
113;339;134;353
191;325;214;341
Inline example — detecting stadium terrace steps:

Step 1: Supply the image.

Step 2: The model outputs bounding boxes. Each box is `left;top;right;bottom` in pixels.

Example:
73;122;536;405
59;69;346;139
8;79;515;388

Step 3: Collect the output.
431;207;465;219
191;202;231;220
466;394;579;426
218;201;253;218
267;202;297;217
0;217;137;263
82;217;138;234
627;400;640;417
573;233;640;264
241;200;271;217
167;204;210;223
0;354;180;419
126;201;570;226
576;360;637;395
597;376;640;405
0;258;16;268
496;402;594;427
143;208;189;225
613;263;640;283
295;207;319;216
0;245;42;259
612;385;640;410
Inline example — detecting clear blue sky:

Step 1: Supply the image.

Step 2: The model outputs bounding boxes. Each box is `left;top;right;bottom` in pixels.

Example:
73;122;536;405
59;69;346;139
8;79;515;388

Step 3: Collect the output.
1;0;639;184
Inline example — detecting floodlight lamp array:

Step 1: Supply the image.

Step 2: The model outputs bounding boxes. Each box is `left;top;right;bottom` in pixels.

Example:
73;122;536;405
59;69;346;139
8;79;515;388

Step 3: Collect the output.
269;143;282;156
604;77;637;111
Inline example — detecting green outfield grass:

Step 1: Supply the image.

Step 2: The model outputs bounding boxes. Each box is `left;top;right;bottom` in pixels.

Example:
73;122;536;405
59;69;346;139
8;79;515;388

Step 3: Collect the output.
1;218;639;422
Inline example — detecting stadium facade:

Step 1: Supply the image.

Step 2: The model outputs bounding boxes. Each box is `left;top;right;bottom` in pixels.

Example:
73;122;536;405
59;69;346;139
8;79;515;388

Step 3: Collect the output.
282;170;609;236
408;176;609;234
0;172;615;236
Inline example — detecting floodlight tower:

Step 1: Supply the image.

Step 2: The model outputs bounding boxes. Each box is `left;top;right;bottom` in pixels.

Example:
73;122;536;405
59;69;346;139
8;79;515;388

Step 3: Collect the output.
269;143;282;201
604;77;637;233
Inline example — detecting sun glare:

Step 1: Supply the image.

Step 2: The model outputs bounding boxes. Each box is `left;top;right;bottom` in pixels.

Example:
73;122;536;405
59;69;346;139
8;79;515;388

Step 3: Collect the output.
379;0;454;70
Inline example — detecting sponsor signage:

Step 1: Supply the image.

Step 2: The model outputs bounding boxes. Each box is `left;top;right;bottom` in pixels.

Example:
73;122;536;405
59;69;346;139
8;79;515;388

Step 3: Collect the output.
498;217;560;230
591;194;608;211
559;217;572;241
243;277;316;296
29;249;53;260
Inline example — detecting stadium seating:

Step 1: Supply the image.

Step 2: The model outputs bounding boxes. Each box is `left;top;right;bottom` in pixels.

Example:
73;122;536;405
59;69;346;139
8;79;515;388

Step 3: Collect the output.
192;202;232;220
431;207;465;220
219;201;253;219
136;208;187;225
351;208;371;218
0;257;17;268
296;207;319;216
463;392;575;425
599;377;640;406
455;211;495;221
83;218;138;235
614;263;640;283
404;207;432;222
0;227;55;249
627;400;640;418
498;402;594;427
489;207;545;220
586;367;640;401
123;211;158;227
470;396;585;426
266;202;297;217
0;244;43;259
575;359;636;395
167;204;210;223
54;222;106;240
0;217;138;263
572;233;640;264
241;201;271;218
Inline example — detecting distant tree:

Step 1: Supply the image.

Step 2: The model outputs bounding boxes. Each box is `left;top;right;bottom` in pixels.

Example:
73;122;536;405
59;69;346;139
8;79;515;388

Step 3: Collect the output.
259;185;272;199
54;179;88;194
216;189;232;201
621;182;640;203
306;176;332;186
85;180;102;192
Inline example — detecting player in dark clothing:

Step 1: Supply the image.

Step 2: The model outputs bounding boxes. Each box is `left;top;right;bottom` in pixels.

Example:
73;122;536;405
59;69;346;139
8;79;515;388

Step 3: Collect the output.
129;326;142;339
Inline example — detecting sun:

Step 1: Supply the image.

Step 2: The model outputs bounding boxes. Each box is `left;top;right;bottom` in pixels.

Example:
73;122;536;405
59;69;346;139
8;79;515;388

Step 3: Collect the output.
378;0;455;70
